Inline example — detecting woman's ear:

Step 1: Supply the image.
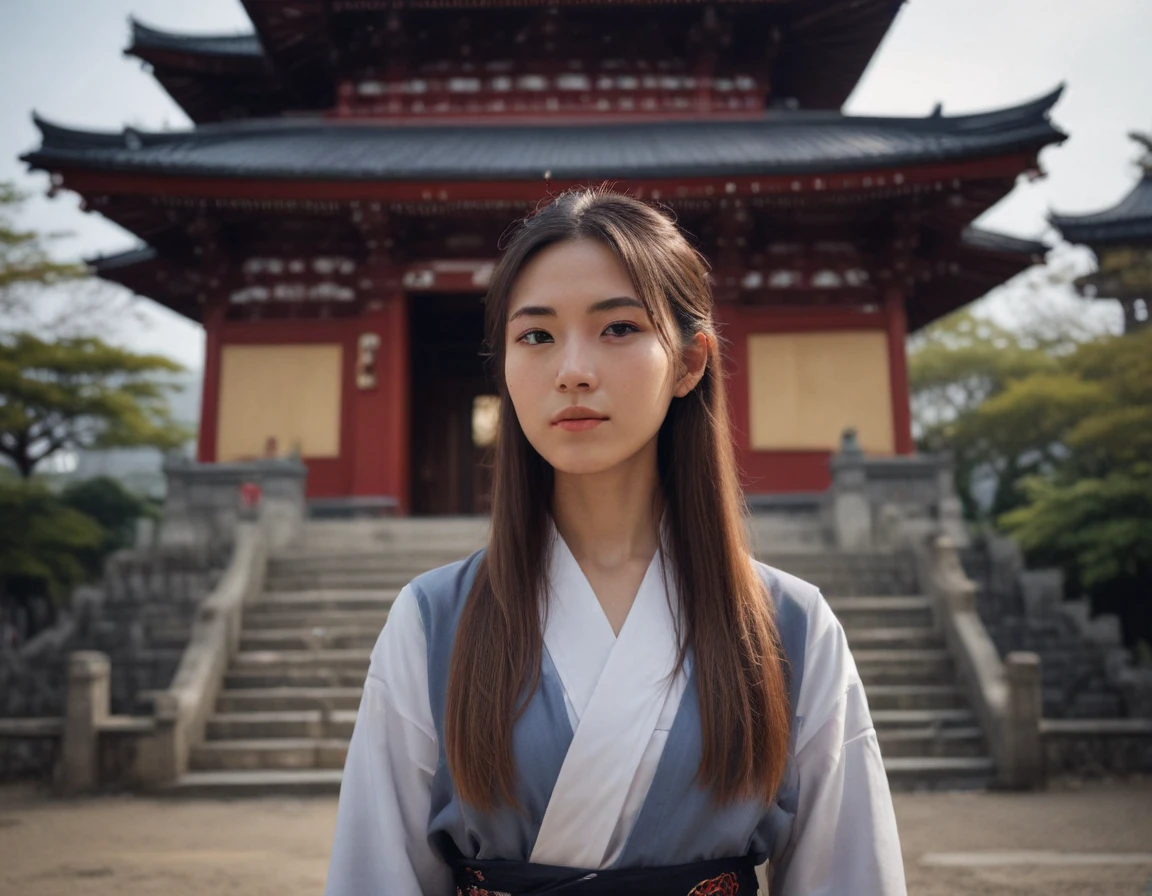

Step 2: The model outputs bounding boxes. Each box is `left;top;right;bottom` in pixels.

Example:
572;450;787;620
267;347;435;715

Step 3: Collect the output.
674;332;710;398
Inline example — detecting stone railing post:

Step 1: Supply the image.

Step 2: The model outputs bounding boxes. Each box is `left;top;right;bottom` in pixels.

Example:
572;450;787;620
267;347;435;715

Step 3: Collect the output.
935;453;970;548
829;428;872;549
61;651;111;793
1004;651;1045;789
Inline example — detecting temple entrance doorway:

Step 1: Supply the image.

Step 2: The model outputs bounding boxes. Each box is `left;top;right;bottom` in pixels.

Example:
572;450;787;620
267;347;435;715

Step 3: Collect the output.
409;292;498;515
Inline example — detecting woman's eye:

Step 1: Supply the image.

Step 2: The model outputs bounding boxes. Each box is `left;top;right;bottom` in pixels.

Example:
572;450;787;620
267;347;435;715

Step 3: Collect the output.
518;330;552;346
604;322;639;338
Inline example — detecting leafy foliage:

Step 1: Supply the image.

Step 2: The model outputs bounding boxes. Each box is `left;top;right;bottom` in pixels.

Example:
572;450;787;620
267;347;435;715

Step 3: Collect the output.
60;475;158;563
909;310;1057;518
0;181;84;300
0;478;104;611
0;331;193;477
912;308;1152;652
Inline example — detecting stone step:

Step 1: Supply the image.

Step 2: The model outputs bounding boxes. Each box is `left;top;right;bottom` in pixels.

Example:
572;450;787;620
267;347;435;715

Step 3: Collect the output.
240;625;381;651
206;710;358;740
884;756;996;792
263;571;414;590
225;668;369;689
164;769;344;798
759;550;910;569
843;627;941;650
246;591;398;613
876;726;987;758
232;648;371;672
189;737;348;771
807;580;919;597
267;553;467;574
216;687;363;713
300;517;489;542
853;649;953;685
864;684;968;711
168;758;994;799
172;759;997;797
825;597;933;629
241;609;391;631
870;708;975;728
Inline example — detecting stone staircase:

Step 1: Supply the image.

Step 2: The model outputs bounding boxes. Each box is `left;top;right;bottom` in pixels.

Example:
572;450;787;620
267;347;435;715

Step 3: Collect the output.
167;519;994;796
767;551;995;791
167;517;489;797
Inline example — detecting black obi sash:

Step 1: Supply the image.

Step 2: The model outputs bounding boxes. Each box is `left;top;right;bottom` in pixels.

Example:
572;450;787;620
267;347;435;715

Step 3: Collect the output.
448;852;758;896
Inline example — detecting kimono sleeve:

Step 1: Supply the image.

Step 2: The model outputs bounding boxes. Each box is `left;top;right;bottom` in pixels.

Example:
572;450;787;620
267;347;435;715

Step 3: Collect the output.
323;584;453;896
768;591;908;896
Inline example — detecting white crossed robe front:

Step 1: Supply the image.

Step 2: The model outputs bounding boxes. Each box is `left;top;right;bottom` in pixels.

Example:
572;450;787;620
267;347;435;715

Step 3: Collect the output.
324;519;907;895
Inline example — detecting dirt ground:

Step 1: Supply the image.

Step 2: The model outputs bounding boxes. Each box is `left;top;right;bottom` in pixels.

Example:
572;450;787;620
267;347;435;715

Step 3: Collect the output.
1;777;1151;895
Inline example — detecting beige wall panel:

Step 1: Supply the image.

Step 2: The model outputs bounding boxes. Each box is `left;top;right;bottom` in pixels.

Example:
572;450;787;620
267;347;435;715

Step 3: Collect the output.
748;331;894;453
217;344;343;461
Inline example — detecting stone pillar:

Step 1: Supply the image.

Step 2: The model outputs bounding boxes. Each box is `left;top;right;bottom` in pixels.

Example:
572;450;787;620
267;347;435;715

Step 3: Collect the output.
829;428;872;550
1004;651;1044;789
935;454;970;548
257;455;308;553
61;651;110;793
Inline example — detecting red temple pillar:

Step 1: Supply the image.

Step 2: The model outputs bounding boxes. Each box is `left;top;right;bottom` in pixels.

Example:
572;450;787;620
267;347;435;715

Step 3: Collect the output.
884;287;914;454
349;292;411;513
196;302;225;463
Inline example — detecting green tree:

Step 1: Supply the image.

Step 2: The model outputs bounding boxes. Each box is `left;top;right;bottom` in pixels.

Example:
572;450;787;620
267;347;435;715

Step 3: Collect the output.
0;331;192;478
1;179;147;338
0;478;105;629
909;309;1056;519
992;328;1152;652
60;475;158;572
0;181;85;320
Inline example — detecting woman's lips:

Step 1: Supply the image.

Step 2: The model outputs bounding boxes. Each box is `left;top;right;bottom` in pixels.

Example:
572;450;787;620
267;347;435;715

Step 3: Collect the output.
553;418;605;431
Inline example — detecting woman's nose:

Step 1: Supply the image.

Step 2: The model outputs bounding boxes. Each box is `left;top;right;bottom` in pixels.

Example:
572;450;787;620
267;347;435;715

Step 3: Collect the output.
555;336;597;392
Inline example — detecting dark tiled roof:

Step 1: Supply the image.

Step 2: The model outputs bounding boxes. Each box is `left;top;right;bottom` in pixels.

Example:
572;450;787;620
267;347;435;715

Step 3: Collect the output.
23;88;1065;183
89;246;158;272
127;20;264;59
1050;173;1152;245
960;227;1047;258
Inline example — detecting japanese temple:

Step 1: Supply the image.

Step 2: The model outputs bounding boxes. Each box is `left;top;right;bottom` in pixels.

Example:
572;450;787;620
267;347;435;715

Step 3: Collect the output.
22;0;1065;515
1051;132;1152;333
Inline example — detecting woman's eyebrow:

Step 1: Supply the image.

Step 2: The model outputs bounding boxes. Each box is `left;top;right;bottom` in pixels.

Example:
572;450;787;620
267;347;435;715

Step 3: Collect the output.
508;296;644;323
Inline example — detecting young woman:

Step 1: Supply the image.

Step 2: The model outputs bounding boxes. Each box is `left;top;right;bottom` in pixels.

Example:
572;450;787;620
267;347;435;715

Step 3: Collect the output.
324;189;907;895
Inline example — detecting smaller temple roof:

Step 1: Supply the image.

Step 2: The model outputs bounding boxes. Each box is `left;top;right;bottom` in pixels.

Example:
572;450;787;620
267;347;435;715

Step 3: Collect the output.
124;19;287;125
23;87;1064;184
127;20;265;59
90;245;158;272
1050;132;1152;245
960;227;1047;257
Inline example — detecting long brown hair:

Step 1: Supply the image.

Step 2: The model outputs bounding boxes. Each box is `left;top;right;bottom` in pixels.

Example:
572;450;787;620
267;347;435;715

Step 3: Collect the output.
446;187;791;810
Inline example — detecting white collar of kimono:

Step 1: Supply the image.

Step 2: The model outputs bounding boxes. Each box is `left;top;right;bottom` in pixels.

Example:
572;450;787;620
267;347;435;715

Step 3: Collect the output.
533;511;685;868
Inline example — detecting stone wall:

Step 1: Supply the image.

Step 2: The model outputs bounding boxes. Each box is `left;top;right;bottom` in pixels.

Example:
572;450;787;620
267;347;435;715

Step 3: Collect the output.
0;546;225;781
1042;719;1152;776
961;534;1147;721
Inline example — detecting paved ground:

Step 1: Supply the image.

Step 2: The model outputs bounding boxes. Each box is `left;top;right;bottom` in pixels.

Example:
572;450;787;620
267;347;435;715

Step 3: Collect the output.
1;776;1150;895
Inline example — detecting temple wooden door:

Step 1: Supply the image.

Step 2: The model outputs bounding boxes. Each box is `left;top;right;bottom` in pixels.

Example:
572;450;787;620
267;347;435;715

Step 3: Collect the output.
409;293;496;515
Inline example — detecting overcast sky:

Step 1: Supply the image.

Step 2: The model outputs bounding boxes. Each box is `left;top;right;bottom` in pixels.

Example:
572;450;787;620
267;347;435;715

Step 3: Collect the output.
1;0;1149;369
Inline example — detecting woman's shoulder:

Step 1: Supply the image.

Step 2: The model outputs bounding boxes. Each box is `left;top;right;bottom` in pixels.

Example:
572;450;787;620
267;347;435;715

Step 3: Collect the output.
751;558;823;615
403;546;487;638
750;557;861;749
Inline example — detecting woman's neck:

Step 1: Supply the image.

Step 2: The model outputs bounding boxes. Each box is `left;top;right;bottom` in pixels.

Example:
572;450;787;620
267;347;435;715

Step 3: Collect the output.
550;442;663;568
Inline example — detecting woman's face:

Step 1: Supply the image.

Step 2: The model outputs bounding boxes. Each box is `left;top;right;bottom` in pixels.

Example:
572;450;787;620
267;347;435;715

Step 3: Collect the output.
504;237;702;476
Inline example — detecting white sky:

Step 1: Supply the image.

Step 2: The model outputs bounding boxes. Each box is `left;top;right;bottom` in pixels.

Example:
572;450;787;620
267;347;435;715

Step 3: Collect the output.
1;0;1149;369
